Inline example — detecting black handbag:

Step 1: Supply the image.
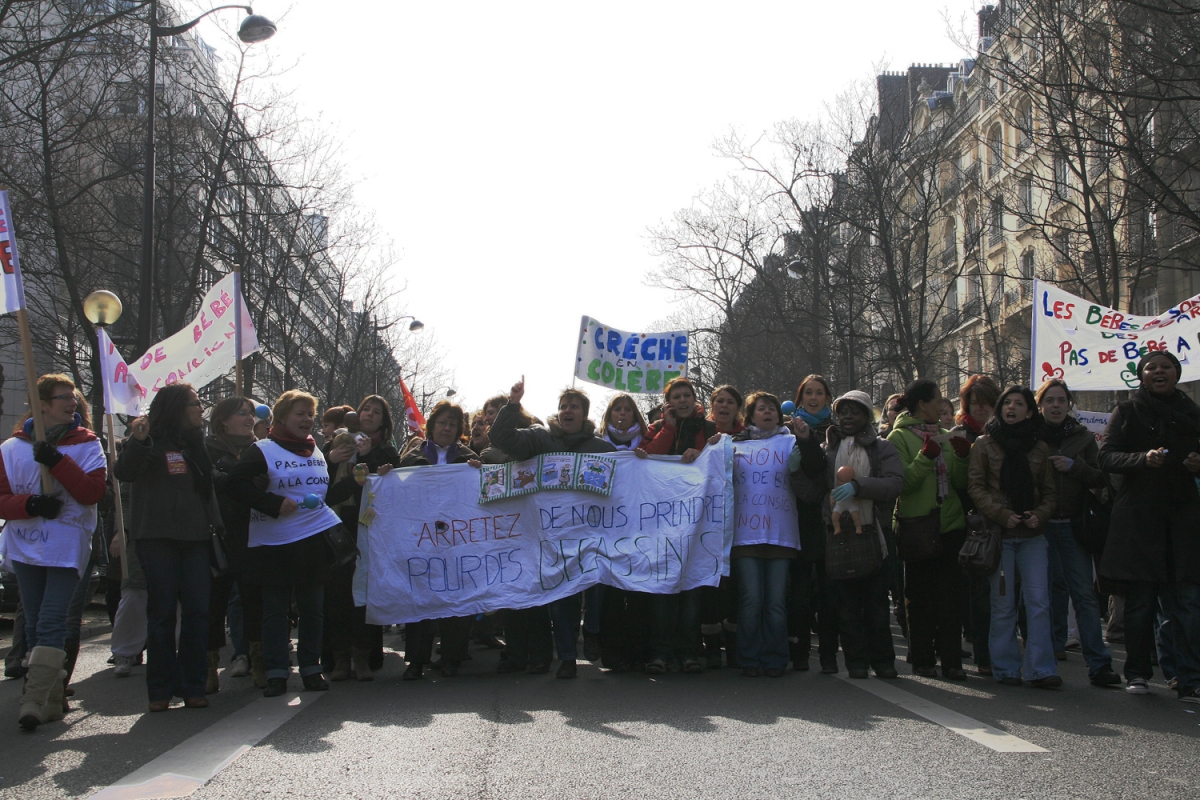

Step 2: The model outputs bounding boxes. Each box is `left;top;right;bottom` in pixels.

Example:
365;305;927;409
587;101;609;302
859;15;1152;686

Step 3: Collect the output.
825;513;883;579
322;522;359;569
203;489;233;578
1074;484;1112;556
958;511;1001;577
895;506;942;562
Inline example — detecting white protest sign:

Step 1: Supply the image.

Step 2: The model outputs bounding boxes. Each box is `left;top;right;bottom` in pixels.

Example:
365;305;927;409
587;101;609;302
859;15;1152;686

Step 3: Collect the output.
1075;409;1111;444
98;273;259;413
574;315;688;393
362;441;734;624
732;434;800;549
0;190;27;314
97;328;144;416
1031;278;1200;391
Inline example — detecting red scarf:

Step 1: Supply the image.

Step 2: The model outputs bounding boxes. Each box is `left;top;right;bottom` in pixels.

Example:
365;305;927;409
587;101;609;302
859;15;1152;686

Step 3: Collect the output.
957;413;986;435
268;426;316;457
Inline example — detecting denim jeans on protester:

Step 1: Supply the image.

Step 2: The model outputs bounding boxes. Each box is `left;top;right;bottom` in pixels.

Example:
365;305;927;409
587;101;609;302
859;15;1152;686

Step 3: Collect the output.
64;562;95;645
989;535;1057;681
550;593;583;661
10;560;80;651
649;588;701;662
261;582;324;680
734;557;790;671
137;538;211;702
1044;520;1113;677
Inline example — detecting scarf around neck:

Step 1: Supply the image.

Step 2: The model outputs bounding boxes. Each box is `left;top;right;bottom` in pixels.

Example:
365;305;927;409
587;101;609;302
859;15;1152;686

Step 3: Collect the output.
985;416;1040;514
422;439;459;465
744;424;787;440
268;426;316;457
605;424;643;450
907;419;950;502
1038;415;1081;449
797;407;832;429
958;413;986;436
834;435;874;524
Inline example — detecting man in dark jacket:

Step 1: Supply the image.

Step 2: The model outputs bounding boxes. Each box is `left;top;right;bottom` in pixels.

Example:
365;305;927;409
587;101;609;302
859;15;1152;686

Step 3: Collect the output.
487;377;616;679
796;390;904;679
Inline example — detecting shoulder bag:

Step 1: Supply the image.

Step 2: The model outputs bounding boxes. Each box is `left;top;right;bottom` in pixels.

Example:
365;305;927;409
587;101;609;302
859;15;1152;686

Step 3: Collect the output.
825;512;883;579
958;510;1001;577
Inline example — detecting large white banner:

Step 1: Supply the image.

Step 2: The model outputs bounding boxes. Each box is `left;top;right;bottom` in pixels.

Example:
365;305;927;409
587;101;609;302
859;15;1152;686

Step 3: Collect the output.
98;273;259;414
574;315;688;393
1031;278;1200;391
732;434;799;549
362;441;734;624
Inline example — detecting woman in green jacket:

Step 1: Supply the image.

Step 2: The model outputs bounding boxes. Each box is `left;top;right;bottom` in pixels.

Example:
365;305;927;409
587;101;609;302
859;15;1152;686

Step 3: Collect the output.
887;378;973;679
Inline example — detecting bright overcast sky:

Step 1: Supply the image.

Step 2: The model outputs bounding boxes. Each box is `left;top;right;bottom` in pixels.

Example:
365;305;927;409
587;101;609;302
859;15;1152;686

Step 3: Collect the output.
192;1;978;416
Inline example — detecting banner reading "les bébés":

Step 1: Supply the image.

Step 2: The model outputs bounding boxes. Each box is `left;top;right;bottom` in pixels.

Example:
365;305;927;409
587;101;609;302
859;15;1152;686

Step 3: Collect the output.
1031;278;1200;391
574;316;688;393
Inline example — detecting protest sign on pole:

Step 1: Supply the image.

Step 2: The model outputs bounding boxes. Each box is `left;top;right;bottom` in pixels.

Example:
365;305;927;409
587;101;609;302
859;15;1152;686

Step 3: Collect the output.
97;272;258;413
732;434;800;549
1030;278;1200;391
574;315;688;393
362;440;734;624
0;189;50;491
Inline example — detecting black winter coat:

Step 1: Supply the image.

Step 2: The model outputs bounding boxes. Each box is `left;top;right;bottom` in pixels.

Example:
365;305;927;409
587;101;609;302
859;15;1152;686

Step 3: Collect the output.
206;434;257;571
113;431;211;542
488;403;617;459
1099;390;1200;585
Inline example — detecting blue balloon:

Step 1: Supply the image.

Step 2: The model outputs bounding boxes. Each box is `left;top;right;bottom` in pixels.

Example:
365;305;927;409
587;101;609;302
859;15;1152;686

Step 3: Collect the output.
302;493;319;509
255;404;271;419
781;400;796;415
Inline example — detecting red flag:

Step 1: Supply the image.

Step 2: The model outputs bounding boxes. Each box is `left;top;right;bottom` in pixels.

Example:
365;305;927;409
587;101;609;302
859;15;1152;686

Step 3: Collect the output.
399;376;425;435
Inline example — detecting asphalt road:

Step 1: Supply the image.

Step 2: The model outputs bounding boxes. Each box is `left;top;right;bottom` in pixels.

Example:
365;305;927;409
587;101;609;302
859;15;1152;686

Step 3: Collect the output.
1;627;1198;800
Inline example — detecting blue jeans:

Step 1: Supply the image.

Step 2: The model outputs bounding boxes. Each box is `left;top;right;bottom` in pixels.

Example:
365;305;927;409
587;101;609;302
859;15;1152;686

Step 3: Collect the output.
550;593;583;661
64;563;95;645
10;560;80;651
734;557;790;671
138;539;211;702
262;582;324;679
989;536;1057;681
1044;520;1112;677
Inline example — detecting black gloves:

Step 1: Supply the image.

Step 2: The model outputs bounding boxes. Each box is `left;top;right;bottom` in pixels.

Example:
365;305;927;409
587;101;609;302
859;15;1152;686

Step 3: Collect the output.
32;440;64;468
26;495;63;519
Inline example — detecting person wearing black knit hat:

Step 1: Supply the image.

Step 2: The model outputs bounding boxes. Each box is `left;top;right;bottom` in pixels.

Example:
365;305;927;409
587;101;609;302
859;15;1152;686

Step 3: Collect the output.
1099;350;1200;704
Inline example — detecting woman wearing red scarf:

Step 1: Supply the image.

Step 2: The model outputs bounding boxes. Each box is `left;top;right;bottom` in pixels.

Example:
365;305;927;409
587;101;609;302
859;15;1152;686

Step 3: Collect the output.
229;390;356;697
951;374;1001;676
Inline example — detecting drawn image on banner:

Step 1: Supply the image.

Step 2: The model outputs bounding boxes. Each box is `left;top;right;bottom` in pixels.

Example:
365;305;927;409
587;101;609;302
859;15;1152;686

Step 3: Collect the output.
479;453;617;503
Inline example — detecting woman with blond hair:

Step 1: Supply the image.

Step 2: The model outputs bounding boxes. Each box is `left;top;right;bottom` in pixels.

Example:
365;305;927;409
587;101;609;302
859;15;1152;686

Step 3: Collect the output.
1;374;106;729
229;390;352;697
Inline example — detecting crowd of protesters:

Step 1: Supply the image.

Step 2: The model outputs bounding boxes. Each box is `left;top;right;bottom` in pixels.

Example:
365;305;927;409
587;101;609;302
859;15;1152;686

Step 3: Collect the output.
2;348;1198;730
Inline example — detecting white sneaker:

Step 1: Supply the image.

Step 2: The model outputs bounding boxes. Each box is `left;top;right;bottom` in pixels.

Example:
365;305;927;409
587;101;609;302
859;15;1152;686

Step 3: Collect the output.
113;655;134;677
1125;678;1149;695
228;654;250;678
1064;637;1081;649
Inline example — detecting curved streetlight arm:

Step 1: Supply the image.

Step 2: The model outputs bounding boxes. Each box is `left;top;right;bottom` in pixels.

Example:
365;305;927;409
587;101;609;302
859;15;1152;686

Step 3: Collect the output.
153;5;253;37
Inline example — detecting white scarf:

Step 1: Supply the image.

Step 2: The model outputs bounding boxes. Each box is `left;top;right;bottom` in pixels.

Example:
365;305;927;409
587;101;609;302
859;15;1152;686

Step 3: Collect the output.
833;434;874;525
605;424;643;451
745;424;788;440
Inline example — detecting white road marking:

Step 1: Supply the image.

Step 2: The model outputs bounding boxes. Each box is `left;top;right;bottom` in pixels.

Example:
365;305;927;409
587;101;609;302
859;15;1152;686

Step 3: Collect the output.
89;692;324;799
837;675;1048;753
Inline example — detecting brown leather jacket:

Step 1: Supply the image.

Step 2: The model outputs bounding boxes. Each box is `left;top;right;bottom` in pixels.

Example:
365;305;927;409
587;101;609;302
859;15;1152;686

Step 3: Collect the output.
967;435;1058;538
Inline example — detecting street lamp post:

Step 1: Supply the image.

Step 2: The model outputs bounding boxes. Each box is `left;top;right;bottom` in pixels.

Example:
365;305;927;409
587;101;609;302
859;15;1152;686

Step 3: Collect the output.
136;2;276;355
83;289;130;579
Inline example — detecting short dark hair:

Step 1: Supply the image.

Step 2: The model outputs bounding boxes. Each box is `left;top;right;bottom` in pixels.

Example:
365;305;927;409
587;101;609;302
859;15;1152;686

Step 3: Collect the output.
958;374;1001;422
321;404;354;426
558;388;590;419
426;400;467;439
743;391;783;426
484;394;509;413
663;376;697;402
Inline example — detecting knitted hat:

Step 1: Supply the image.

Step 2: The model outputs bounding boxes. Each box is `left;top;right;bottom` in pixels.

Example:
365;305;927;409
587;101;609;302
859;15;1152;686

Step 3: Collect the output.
1136;350;1182;382
832;390;874;416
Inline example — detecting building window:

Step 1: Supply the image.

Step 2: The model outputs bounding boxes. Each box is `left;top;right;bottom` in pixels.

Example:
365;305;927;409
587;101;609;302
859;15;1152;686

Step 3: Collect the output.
1138;285;1159;317
943;219;958;267
988;124;1005;179
1021;249;1035;282
1018;177;1033;218
988;199;1004;246
1053;155;1070;201
113;81;141;116
1016;101;1033;152
1054;230;1071;263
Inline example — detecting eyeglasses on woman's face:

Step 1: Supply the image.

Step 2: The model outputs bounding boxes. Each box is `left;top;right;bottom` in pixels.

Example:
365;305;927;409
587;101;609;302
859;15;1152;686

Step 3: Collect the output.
186;401;204;409
48;393;76;403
